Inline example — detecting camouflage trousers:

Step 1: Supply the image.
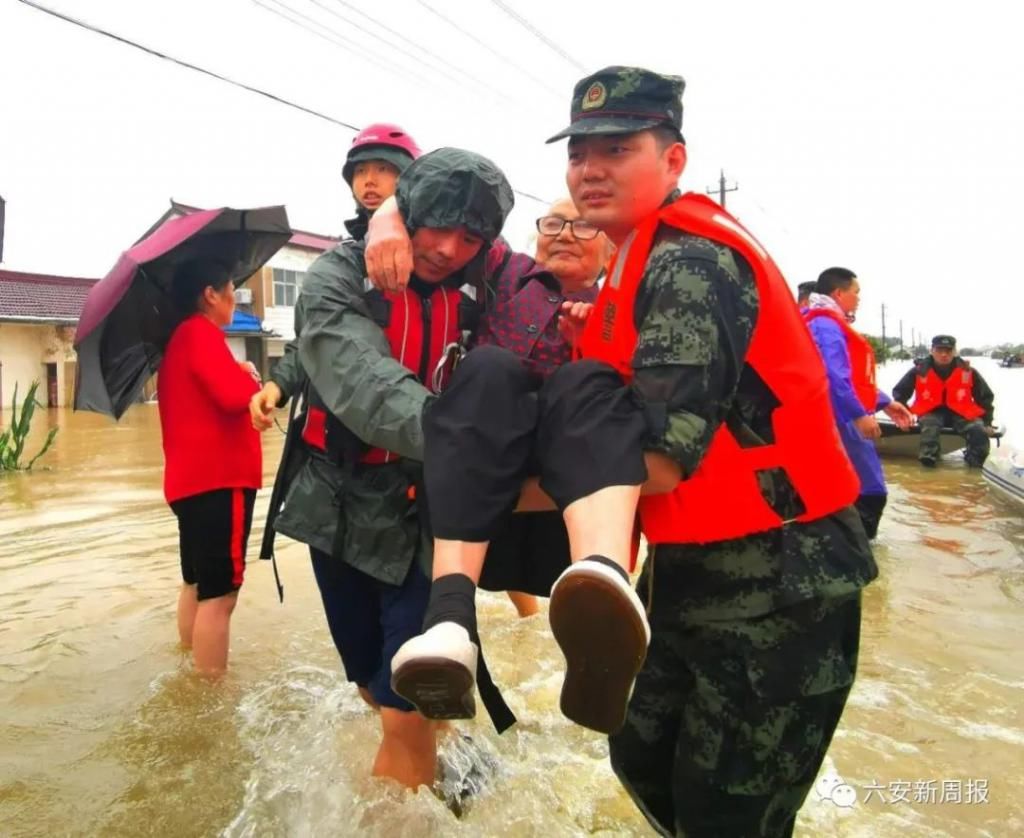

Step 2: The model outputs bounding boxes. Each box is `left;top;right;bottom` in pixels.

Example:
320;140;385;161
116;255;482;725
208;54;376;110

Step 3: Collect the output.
609;551;862;838
918;410;989;466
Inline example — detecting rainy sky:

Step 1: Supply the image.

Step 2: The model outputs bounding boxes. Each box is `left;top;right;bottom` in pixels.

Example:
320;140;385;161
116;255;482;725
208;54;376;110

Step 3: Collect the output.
1;0;1022;346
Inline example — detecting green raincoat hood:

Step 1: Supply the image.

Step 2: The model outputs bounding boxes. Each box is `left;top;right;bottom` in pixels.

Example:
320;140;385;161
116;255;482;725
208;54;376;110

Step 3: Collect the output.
395;147;514;243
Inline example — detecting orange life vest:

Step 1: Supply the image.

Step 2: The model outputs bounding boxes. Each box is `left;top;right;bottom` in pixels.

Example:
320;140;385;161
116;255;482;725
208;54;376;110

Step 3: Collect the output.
578;193;859;545
302;284;464;464
911;363;985;420
804;308;878;412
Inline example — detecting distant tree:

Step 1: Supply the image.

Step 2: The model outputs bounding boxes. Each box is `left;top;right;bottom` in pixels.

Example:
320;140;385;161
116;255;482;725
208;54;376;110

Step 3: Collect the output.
865;335;890;363
959;347;979;357
992;343;1023;359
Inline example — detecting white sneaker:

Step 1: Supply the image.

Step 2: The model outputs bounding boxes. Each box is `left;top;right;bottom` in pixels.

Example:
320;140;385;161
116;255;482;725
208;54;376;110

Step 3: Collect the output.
391;622;479;720
549;559;650;734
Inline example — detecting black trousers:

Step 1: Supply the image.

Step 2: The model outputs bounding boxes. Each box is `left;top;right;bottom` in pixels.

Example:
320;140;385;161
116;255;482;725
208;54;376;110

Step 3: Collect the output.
854;493;887;540
424;344;649;543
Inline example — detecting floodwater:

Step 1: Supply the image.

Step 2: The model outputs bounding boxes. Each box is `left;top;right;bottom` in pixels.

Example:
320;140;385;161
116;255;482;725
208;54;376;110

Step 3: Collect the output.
1;358;1022;837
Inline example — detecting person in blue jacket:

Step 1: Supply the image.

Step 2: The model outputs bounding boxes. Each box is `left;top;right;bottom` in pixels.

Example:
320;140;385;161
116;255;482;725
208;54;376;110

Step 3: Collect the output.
805;267;913;539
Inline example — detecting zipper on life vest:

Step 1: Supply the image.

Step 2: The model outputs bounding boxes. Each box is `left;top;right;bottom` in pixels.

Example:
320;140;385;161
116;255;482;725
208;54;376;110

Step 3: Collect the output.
419;294;432;383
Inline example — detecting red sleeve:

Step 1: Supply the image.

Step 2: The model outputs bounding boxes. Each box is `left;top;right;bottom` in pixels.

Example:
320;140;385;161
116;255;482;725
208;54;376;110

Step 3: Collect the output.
184;319;260;414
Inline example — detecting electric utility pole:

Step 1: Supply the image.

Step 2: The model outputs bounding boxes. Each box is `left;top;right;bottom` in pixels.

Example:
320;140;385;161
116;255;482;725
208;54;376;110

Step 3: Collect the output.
706;170;738;207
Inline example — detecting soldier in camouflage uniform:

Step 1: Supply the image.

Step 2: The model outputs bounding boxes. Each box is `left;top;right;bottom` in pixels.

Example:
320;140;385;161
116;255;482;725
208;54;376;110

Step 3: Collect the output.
535;67;877;837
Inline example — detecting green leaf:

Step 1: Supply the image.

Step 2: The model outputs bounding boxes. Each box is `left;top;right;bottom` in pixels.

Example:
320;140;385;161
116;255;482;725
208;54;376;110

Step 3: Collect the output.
25;427;59;471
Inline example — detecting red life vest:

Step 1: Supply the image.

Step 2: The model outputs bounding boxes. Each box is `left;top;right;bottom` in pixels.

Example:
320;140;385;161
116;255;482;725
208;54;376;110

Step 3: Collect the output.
804;308;878;412
302;284;464;463
578;193;859;545
911;363;985;420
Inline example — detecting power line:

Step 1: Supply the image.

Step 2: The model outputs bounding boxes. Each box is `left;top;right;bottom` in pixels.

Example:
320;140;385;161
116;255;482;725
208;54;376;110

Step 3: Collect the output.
253;0;415;83
17;0;358;130
487;0;587;71
416;0;564;100
263;0;507;103
17;0;550;206
323;0;516;104
308;0;475;91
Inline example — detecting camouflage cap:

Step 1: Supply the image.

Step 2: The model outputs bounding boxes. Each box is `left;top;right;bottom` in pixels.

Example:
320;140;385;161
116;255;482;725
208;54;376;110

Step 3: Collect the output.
931;334;956;349
546;66;685;143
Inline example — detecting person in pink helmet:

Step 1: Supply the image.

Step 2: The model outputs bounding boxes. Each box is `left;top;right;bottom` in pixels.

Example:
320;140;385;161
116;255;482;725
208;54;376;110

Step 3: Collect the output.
250;123;420;417
340;123;422;239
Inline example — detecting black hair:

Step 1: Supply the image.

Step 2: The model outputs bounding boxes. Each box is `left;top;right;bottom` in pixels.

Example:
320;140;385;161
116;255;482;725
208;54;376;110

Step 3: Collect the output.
815;266;857;296
797;281;817;302
172;259;234;315
651;125;684;152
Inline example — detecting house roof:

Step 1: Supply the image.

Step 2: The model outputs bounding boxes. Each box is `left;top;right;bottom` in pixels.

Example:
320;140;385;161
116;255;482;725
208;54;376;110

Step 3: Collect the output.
288;229;342;251
138;200;341;253
0;269;96;323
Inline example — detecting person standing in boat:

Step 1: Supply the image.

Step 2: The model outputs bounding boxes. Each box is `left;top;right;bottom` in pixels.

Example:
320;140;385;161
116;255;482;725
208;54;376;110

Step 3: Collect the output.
892;334;996;468
804;267;913;539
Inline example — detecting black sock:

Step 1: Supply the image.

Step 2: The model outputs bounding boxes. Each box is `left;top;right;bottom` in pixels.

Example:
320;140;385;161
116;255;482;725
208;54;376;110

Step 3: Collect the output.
423;573;478;637
581;554;629;584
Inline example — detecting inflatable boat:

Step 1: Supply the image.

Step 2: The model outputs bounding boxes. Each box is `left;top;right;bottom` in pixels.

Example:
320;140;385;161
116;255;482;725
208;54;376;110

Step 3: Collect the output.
982;447;1024;504
874;417;1006;459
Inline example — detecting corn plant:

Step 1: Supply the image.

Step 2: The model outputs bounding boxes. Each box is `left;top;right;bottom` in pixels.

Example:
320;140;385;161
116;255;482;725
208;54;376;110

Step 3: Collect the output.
0;381;59;471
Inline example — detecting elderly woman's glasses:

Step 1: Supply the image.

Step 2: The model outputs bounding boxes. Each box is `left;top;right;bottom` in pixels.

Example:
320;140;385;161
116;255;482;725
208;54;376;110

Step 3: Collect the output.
535;216;601;240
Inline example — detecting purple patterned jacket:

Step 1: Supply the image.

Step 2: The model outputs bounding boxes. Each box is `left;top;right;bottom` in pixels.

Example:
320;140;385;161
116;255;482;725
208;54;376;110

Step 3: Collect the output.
474;239;599;379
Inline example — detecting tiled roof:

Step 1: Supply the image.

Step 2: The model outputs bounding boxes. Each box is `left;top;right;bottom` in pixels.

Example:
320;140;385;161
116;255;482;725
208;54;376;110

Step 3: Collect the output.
0;270;97;322
288;230;341;251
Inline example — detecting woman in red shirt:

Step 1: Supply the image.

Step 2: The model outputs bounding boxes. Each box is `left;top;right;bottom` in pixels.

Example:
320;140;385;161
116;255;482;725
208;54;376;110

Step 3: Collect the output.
159;259;261;676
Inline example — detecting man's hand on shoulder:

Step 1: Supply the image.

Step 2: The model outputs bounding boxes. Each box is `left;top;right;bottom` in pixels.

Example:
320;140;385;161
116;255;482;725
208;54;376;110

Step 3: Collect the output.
365;195;413;293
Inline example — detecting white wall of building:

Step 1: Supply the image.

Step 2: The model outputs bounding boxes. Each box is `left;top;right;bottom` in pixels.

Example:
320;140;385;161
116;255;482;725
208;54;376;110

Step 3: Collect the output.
263;246;323;341
226;336;247;362
0;322;76;408
266;247;319;273
264;307;296;342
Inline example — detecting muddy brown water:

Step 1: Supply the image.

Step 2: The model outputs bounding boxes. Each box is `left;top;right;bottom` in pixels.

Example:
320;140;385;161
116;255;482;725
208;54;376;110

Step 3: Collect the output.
1;361;1022;836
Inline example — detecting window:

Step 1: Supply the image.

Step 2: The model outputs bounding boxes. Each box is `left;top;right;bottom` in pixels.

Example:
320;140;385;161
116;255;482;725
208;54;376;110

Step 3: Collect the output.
272;268;304;307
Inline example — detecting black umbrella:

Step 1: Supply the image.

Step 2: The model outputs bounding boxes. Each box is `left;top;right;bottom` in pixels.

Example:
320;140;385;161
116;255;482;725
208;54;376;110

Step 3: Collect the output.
74;206;291;418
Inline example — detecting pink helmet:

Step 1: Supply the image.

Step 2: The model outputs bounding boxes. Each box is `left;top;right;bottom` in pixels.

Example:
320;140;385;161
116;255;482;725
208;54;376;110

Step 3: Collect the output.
342;123;422;185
